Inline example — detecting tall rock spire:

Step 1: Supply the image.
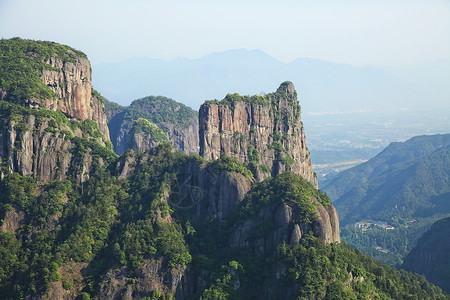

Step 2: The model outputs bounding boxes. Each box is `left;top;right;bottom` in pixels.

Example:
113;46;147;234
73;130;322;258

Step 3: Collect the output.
199;81;318;188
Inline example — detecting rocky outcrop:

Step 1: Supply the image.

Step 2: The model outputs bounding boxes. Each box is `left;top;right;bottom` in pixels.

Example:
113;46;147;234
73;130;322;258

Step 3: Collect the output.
1;207;25;233
24;53;109;140
199;82;317;187
230;198;340;254
110;118;198;156
36;263;88;300
0;40;113;183
175;159;252;221
0;114;106;183
161;118;199;155
96;258;185;299
115;150;252;222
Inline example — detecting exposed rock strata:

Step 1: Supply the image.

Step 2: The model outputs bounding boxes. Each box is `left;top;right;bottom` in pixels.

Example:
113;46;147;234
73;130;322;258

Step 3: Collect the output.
1;207;25;233
0;45;111;183
0;115;104;183
24;53;109;140
199;82;317;187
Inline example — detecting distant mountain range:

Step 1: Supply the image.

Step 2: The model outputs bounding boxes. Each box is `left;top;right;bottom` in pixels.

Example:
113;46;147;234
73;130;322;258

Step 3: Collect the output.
92;49;450;113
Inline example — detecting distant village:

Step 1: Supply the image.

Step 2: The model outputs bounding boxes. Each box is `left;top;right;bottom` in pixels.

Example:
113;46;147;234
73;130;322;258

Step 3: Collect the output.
354;221;395;231
354;219;417;231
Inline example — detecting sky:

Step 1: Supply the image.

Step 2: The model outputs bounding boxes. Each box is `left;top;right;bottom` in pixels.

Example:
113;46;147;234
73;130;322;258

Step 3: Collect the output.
1;0;450;67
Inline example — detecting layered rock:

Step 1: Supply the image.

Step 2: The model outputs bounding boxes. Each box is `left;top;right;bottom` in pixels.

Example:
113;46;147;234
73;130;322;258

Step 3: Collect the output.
29;53;110;139
199;81;317;187
0;39;112;183
0;113;108;183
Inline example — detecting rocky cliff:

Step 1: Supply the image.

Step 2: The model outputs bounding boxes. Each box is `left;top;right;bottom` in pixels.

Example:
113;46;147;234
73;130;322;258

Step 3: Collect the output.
0;106;115;183
107;96;199;155
16;42;109;140
0;38;113;183
199;81;317;187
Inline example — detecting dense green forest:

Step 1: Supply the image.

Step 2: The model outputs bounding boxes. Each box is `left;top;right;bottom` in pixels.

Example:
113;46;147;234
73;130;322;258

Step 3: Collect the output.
402;217;450;293
0;143;448;299
111;95;198;125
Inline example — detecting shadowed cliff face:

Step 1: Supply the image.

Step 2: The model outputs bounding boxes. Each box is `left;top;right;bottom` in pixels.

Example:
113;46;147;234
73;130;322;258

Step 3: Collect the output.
107;96;199;155
0;113;111;184
199;82;317;188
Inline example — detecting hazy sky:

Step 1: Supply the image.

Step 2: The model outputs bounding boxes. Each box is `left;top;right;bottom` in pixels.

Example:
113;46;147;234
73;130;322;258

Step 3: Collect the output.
1;0;450;66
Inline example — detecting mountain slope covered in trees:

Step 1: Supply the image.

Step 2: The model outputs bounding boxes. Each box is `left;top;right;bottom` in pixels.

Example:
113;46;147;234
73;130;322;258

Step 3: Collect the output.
0;38;448;300
402;217;450;293
322;134;450;265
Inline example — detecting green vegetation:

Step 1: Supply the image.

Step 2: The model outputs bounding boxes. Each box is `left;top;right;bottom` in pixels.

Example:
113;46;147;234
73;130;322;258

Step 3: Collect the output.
322;134;450;266
91;88;106;104
122;96;197;125
341;217;438;266
0;46;446;299
204;82;300;117
103;98;124;121
0;37;85;103
239;172;331;223
211;154;254;180
130;118;168;142
0;145;447;298
204;92;270;107
403;217;450;292
276;238;447;299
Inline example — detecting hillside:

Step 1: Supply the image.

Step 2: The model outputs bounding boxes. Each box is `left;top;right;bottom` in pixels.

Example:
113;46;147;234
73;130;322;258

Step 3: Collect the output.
1;146;447;299
107;96;199;155
322;134;450;265
0;38;448;299
323;134;450;223
402;217;450;293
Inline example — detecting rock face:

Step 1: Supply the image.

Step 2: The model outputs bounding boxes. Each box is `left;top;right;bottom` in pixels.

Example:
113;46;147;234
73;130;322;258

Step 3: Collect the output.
112;149;339;299
0;40;112;183
161;118;199;155
1;207;25;233
107;96;199;155
199;82;317;187
111;117;199;156
96;258;186;299
25;53;110;140
230;197;340;254
116;150;252;222
0;114;106;183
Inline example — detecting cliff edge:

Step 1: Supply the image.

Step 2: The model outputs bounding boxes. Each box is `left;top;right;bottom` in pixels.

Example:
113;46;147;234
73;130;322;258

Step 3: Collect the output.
200;81;317;187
